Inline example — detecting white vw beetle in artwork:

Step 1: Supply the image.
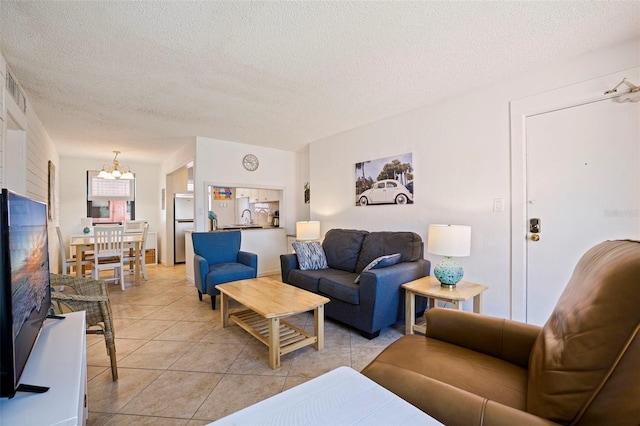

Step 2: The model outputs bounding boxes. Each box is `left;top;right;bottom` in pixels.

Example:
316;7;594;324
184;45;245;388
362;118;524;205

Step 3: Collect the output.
358;179;413;206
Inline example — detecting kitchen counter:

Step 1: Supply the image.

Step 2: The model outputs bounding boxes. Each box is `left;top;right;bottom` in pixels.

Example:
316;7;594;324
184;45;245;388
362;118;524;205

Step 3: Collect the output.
185;228;287;283
216;225;282;231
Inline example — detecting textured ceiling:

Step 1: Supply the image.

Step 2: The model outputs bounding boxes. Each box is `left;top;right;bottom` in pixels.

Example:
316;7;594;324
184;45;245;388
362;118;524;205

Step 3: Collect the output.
1;1;639;163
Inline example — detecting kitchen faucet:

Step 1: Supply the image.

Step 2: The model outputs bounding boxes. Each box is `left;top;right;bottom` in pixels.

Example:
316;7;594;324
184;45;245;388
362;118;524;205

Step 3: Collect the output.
241;209;253;224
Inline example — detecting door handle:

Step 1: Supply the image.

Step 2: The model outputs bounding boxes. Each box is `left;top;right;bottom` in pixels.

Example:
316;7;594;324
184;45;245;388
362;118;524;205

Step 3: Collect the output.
529;218;541;242
529;218;541;233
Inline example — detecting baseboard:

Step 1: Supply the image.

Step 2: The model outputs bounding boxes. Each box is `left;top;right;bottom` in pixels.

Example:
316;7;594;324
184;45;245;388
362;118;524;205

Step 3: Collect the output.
258;269;280;278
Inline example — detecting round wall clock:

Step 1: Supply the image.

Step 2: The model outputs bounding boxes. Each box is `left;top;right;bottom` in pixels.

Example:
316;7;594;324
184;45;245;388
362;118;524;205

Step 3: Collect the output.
242;154;259;171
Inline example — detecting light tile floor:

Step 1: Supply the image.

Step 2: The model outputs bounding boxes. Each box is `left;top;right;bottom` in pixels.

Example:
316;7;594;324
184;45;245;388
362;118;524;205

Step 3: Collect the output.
86;264;405;425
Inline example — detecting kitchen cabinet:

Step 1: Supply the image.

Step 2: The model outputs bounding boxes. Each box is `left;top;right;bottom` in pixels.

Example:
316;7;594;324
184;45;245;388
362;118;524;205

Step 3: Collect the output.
236;188;250;198
259;189;279;202
248;188;280;203
248;189;278;203
250;189;260;203
234;187;280;203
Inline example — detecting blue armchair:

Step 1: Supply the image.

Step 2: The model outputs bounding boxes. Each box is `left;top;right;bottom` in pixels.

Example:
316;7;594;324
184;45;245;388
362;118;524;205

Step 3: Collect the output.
192;231;258;310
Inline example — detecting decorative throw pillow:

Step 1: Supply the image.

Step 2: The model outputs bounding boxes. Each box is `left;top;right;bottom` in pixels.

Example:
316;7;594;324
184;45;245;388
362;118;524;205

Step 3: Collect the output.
292;241;328;271
354;253;401;283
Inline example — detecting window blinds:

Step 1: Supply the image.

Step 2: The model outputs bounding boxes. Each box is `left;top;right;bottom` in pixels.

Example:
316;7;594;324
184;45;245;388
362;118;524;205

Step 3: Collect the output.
87;170;135;201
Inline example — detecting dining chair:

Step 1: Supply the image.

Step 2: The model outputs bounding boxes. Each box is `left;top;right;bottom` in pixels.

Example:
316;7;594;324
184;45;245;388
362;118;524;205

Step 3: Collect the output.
56;226;92;276
122;222;149;280
92;225;125;290
123;220;146;233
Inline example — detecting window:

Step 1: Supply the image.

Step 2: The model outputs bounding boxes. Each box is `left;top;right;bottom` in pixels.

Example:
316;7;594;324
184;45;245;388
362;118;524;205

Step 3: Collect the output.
86;171;135;223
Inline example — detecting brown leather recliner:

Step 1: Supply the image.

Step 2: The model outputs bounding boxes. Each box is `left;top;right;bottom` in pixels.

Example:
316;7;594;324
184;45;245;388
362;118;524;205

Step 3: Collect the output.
361;240;640;425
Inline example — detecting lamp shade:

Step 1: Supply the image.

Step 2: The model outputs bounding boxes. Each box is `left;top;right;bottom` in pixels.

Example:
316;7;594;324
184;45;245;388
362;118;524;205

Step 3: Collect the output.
427;224;471;257
296;221;320;241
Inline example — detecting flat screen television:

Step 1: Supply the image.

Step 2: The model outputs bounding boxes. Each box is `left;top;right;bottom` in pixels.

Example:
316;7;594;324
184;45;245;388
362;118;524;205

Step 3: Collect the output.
0;189;51;398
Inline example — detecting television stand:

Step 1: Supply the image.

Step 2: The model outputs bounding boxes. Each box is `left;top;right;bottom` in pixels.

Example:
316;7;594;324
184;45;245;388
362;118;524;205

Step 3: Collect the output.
0;311;87;425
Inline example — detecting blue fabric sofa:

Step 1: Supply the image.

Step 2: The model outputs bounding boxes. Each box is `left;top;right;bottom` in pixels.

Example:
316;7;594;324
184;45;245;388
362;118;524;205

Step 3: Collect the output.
192;231;258;310
280;229;430;339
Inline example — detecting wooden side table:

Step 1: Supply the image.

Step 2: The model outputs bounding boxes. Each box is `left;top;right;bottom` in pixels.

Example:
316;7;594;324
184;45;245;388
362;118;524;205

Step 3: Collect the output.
402;276;489;335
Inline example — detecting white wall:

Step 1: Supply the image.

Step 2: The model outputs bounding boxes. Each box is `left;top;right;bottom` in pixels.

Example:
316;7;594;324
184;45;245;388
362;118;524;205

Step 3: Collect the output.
1;54;61;271
164;165;190;266
58;157;162;265
0;52;5;186
295;145;310;223
193;137;297;234
309;38;640;319
3;35;638;295
159;140;195;265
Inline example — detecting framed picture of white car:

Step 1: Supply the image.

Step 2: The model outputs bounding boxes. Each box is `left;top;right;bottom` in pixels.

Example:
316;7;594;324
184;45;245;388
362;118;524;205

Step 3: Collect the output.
355;153;413;206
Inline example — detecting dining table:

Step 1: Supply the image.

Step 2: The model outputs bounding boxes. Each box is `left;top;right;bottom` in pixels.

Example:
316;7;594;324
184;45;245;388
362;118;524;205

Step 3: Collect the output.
69;233;145;285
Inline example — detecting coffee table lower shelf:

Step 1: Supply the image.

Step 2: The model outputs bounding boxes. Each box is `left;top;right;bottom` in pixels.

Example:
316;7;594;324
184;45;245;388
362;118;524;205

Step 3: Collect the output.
231;310;318;362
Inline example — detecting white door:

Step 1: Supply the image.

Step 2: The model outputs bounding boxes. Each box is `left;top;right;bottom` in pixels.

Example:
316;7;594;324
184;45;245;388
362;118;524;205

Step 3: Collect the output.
525;97;640;325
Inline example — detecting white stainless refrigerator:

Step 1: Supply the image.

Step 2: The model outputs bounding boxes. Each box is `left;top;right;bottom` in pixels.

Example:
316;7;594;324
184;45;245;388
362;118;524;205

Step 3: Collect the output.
174;194;194;263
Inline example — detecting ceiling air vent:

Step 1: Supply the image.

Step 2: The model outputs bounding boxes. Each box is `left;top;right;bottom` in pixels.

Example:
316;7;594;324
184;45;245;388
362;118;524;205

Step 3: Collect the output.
6;70;26;113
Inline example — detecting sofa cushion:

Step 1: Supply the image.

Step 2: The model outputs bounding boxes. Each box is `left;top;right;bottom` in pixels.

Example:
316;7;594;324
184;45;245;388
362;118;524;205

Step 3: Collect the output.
288;268;353;294
354;253;401;283
527;240;640;423
356;231;423;273
318;274;360;305
322;229;368;272
292;241;328;270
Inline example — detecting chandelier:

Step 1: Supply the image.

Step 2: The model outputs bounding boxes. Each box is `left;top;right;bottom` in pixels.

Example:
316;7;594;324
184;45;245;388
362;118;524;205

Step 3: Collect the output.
97;151;134;180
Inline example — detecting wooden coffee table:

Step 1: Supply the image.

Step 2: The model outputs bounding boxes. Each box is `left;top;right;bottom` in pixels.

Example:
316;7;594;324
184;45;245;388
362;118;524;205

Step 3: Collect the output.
216;277;330;369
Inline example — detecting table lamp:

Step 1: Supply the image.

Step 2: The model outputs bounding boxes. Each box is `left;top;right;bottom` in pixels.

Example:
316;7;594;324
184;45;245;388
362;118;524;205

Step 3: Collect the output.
427;224;471;287
296;221;320;241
